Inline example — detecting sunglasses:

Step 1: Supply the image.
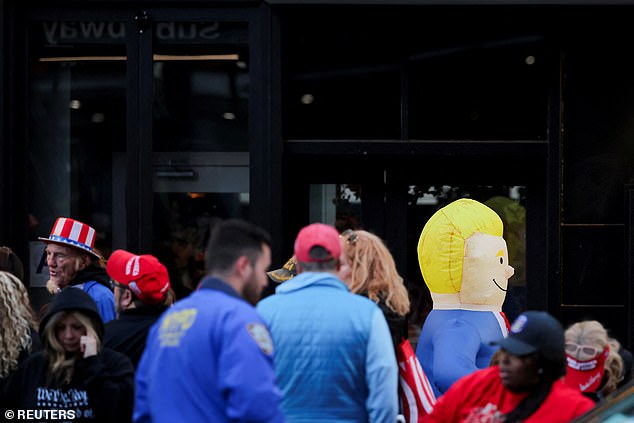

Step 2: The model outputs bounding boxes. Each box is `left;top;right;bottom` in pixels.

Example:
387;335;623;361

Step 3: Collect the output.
340;229;358;245
565;343;600;357
112;280;128;291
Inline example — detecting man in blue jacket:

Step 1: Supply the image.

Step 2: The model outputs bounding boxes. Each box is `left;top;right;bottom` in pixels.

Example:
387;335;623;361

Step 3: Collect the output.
257;223;398;423
134;219;285;423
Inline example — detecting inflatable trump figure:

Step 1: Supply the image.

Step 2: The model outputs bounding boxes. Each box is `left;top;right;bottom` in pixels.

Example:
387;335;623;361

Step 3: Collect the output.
415;198;514;396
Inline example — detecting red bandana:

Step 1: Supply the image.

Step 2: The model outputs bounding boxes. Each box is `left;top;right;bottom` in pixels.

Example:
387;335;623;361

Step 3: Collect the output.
563;346;609;393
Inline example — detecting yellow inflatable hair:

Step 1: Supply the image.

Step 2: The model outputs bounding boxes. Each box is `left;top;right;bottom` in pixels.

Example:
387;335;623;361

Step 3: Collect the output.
417;198;503;294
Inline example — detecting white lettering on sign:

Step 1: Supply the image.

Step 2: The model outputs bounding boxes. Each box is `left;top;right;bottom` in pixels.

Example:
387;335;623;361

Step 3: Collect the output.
199;22;221;40
42;21;221;45
44;22;126;45
156;22;220;41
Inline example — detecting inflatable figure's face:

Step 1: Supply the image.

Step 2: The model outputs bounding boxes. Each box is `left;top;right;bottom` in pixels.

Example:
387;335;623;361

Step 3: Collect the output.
460;232;515;307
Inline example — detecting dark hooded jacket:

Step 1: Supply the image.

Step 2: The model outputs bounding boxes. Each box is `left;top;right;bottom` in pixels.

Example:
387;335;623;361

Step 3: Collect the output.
1;288;134;422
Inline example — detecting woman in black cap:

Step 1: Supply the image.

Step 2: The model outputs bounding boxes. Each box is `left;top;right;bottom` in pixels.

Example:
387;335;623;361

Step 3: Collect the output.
1;288;134;422
424;311;596;422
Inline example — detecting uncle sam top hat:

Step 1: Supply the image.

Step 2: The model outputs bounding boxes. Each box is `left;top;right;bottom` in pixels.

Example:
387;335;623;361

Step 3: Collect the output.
39;217;102;259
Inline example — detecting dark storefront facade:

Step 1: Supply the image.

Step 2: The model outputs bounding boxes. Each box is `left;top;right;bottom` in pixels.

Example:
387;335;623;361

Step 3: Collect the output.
1;0;634;348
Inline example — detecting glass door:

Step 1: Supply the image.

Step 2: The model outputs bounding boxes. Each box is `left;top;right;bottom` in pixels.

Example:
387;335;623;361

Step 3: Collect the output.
289;155;532;350
26;16;128;305
24;9;254;305
148;18;251;298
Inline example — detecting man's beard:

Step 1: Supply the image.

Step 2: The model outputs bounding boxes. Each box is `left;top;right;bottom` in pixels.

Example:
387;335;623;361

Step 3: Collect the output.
46;279;61;294
242;278;262;306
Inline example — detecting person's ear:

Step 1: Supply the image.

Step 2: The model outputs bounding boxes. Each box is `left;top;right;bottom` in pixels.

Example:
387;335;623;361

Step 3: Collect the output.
235;255;252;278
74;255;90;271
120;289;134;308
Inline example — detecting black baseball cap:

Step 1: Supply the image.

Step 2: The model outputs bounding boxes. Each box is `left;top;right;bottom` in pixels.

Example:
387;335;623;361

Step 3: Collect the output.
493;311;564;360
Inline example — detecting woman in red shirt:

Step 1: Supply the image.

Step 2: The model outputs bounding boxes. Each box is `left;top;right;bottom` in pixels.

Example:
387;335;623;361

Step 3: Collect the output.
424;311;595;423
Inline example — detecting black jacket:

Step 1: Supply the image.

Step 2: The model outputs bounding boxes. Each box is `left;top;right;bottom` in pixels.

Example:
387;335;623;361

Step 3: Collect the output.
2;348;134;422
2;287;134;422
361;291;409;350
376;298;409;350
103;306;167;368
0;327;42;394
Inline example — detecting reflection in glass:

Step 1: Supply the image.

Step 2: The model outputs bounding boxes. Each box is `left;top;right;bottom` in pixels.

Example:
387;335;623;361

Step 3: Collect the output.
28;53;126;288
309;184;363;232
152;192;249;299
151;22;250;299
561;226;625;306
152;22;249;152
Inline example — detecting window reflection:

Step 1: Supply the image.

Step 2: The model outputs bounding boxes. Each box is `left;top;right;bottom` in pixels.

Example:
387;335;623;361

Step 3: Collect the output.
28;52;126;289
309;184;363;231
282;8;547;141
152;192;249;299
151;22;250;299
153;59;249;152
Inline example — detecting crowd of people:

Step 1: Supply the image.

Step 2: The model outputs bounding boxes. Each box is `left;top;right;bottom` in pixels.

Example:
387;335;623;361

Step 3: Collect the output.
0;215;632;422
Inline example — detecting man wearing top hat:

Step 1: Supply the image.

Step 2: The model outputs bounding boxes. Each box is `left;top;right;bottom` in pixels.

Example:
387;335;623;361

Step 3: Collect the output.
39;217;115;323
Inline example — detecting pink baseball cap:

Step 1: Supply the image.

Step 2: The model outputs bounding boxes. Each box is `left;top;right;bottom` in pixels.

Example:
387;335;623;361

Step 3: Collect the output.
294;223;341;263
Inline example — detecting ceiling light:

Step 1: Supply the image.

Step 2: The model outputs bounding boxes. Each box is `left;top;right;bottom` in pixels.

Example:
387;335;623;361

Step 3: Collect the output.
39;54;239;62
91;113;105;123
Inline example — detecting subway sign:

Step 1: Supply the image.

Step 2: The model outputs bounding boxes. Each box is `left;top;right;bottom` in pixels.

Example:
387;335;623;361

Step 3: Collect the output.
39;21;247;45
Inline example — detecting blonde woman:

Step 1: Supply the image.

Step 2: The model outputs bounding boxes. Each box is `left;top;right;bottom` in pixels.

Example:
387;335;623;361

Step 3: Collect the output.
564;320;624;402
340;229;411;349
2;288;134;422
0;271;39;389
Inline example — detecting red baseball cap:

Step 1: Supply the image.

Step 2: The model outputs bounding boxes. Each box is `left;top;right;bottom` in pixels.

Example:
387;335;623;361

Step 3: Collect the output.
106;249;170;306
294;223;341;263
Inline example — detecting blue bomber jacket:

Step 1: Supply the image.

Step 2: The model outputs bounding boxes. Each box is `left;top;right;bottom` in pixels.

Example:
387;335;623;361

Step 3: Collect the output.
134;277;285;423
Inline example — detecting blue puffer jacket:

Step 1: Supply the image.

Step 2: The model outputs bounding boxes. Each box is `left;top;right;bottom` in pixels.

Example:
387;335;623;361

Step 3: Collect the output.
257;272;398;423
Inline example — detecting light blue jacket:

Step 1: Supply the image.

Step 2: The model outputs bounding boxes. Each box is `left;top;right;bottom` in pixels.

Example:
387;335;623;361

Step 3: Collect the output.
257;272;398;423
